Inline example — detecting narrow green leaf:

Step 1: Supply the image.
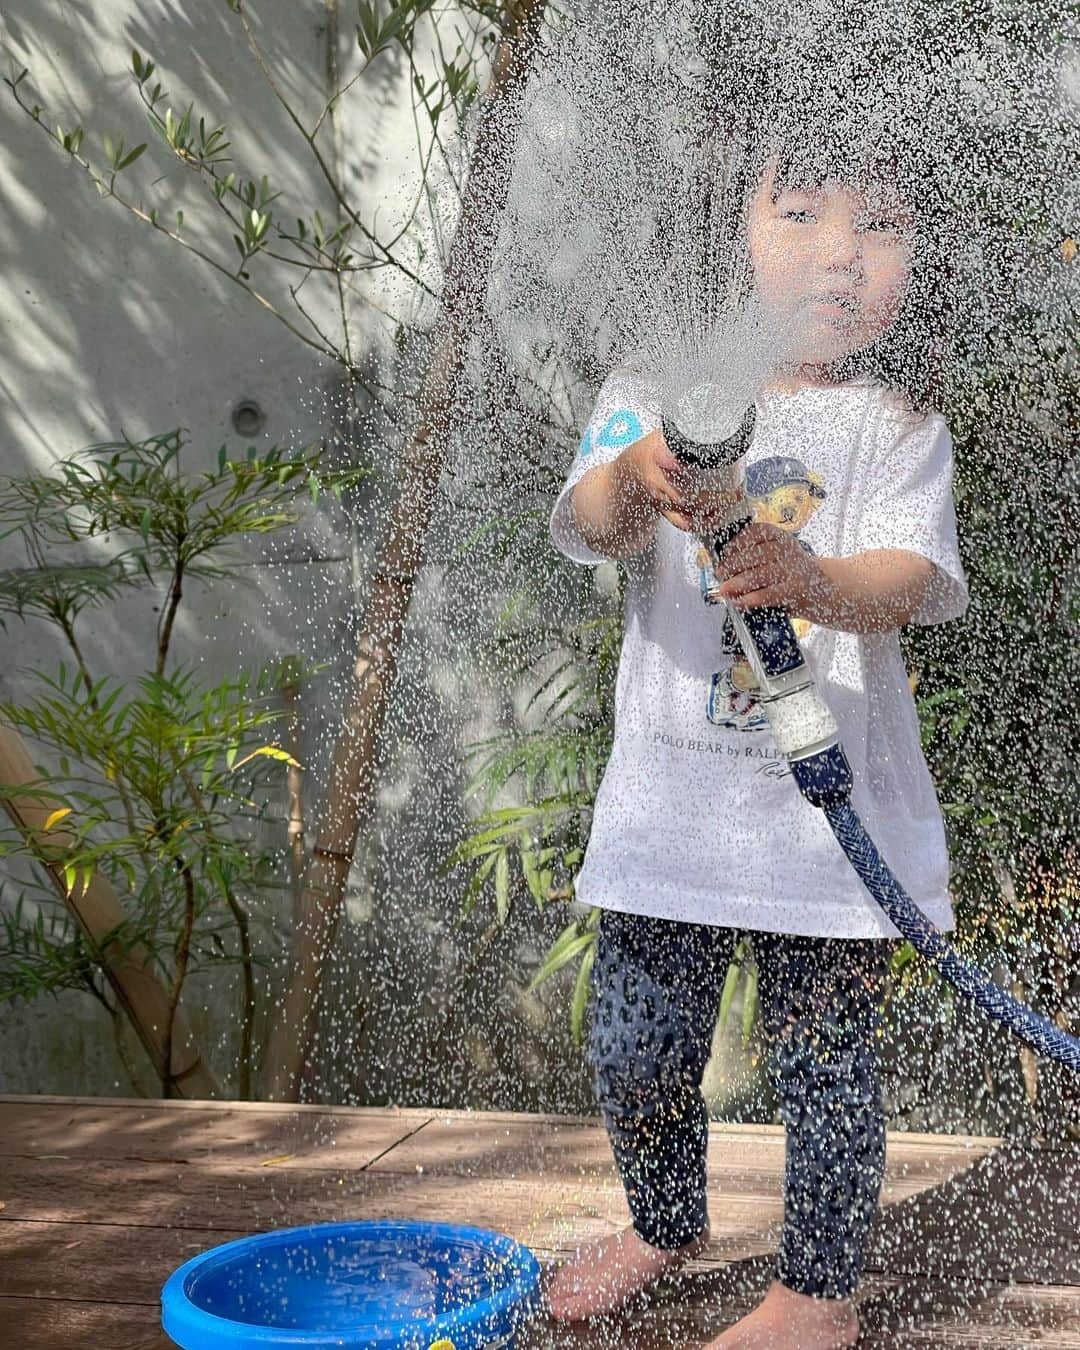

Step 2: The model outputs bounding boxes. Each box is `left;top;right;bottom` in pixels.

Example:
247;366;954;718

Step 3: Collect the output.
718;956;741;1035
741;963;759;1048
570;941;597;1045
521;845;542;904
529;929;595;992
494;849;510;923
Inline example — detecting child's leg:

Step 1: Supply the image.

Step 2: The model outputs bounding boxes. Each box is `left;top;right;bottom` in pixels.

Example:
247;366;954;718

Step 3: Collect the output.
751;930;896;1301
587;908;738;1250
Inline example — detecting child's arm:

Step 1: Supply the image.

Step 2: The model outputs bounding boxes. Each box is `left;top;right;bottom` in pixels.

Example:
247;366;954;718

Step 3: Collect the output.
570;449;658;559
716;523;937;634
811;551;936;633
572;430;746;559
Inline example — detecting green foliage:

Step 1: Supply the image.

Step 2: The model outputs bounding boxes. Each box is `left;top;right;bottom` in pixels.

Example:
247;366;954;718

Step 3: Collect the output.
356;0;439;63
439;602;618;909
0;893;103;1005
899;299;1080;1081
0;430;370;1091
5;3;501;342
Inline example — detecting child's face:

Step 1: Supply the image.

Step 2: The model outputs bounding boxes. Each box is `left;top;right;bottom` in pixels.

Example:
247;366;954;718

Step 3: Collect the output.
746;158;914;367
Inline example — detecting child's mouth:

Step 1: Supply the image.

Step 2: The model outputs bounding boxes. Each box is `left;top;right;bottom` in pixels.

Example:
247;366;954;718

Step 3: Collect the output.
810;290;859;318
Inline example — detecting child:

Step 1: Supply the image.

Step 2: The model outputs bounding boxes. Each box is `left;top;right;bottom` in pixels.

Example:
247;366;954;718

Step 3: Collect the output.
542;149;969;1348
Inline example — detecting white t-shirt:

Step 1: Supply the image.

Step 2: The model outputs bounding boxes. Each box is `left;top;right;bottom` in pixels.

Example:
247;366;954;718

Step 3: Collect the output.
550;369;970;939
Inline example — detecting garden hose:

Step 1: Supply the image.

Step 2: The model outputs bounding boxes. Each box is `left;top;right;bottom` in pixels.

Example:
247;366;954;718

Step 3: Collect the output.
662;408;1080;1072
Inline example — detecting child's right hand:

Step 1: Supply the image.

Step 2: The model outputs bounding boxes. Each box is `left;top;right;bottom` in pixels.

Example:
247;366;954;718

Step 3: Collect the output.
619;431;741;535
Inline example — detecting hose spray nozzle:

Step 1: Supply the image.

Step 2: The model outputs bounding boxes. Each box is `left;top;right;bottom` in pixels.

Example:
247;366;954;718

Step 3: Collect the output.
661;404;757;560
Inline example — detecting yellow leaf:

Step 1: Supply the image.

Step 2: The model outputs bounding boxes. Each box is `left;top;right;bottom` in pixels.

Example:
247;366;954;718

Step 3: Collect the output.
258;1154;295;1167
1063;237;1077;263
230;745;304;771
43;807;72;832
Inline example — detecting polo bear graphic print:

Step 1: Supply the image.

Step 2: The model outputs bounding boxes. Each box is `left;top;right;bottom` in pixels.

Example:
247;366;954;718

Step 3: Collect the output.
701;455;828;742
549;366;969;938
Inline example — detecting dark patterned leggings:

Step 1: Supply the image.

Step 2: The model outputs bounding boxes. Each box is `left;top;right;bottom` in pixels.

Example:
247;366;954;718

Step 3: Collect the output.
586;908;897;1299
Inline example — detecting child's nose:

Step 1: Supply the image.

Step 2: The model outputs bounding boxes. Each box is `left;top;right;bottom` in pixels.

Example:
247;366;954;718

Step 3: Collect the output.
819;212;860;269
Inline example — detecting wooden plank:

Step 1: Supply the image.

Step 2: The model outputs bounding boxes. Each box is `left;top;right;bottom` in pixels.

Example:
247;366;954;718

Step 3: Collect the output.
854;1277;1080;1347
1;1296;171;1350
0;1157;620;1232
0;1134;1004;1262
364;1111;996;1180
0;1096;1074;1350
368;1115;618;1178
0;1097;1004;1175
865;1139;1080;1287
0;1177;789;1272
0;1100;429;1169
0;1094;1007;1145
0;1162;642;1242
3;1276;1079;1350
0;1150;956;1233
0;1218;250;1305
0;1093;600;1128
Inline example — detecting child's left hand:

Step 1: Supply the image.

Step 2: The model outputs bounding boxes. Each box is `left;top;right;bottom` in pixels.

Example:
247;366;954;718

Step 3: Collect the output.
714;523;833;614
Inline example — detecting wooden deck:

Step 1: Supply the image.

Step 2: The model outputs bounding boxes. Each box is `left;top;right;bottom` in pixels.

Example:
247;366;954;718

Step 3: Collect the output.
0;1094;1076;1348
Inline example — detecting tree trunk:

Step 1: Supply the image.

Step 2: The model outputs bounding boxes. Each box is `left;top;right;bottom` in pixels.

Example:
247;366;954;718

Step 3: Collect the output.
0;716;219;1099
261;0;548;1101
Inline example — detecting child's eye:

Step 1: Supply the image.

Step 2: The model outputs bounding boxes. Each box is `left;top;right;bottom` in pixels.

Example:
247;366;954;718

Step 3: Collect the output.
859;217;905;234
781;209;815;223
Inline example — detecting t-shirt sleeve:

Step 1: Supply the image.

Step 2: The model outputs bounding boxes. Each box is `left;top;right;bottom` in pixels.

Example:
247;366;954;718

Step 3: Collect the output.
549;368;662;564
854;411;969;626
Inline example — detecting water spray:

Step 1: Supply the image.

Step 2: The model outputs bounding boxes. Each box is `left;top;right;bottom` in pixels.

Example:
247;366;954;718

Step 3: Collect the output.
662;383;1080;1072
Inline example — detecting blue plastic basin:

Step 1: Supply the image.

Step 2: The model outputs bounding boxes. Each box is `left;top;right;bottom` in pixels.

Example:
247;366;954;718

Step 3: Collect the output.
161;1219;543;1349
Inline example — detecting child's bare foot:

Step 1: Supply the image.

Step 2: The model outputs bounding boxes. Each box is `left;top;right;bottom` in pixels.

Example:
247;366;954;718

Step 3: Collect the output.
703;1278;859;1348
543;1222;711;1321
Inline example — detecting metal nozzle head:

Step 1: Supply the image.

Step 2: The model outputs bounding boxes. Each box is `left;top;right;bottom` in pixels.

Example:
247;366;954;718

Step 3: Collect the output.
662;404;757;470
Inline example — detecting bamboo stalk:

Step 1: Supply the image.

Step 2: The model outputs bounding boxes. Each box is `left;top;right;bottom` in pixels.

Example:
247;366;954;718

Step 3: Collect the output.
282;659;307;917
261;0;548;1100
0;715;219;1099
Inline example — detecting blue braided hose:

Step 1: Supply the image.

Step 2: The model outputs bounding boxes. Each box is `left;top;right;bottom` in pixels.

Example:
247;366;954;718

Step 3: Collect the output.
823;797;1080;1072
